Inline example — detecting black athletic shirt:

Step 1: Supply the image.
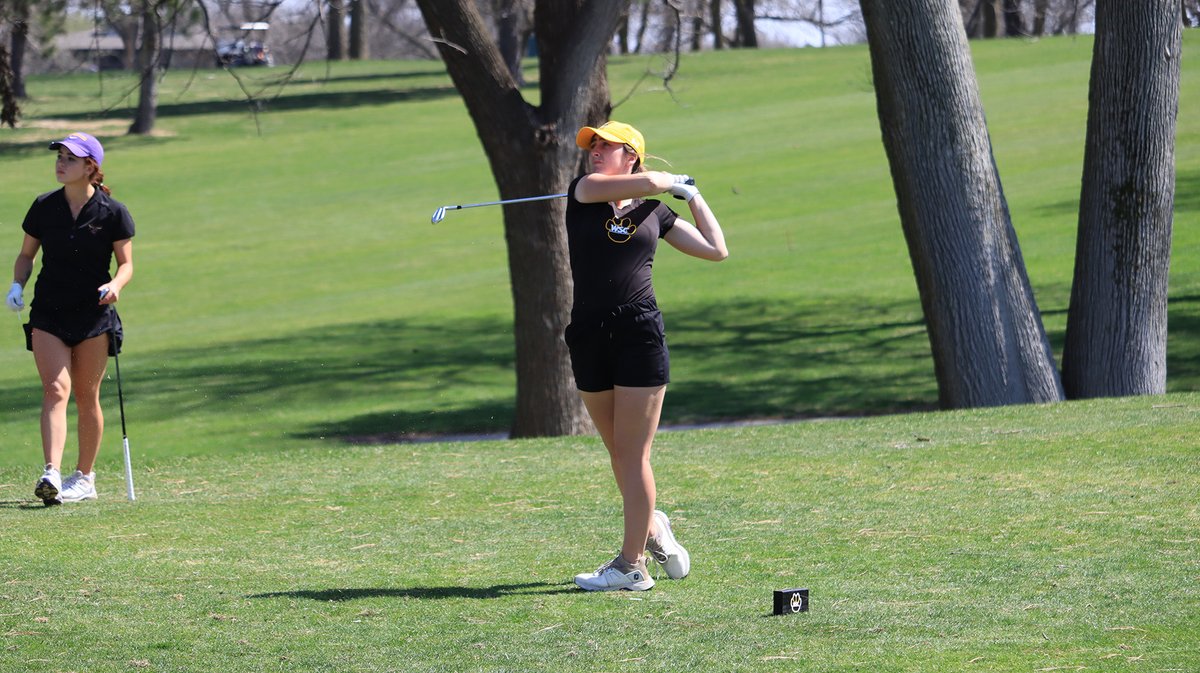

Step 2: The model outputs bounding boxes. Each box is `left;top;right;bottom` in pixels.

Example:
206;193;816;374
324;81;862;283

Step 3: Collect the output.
22;188;136;321
565;175;677;315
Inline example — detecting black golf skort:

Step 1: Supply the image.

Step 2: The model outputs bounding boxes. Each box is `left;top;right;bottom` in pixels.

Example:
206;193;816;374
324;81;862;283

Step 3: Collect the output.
564;299;670;393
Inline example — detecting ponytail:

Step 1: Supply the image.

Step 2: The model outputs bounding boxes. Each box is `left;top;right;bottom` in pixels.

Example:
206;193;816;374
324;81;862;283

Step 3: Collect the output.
85;158;111;196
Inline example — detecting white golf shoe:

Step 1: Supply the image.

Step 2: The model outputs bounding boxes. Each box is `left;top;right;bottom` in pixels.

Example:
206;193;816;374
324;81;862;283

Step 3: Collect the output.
60;471;97;502
646;510;690;579
574;554;655;592
34;465;62;506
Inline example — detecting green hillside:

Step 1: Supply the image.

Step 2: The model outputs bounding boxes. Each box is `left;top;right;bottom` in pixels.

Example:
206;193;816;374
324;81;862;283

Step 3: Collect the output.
0;33;1197;673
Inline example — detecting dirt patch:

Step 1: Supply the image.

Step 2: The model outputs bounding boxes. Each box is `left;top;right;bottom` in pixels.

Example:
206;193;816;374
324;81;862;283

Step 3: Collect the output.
21;118;131;133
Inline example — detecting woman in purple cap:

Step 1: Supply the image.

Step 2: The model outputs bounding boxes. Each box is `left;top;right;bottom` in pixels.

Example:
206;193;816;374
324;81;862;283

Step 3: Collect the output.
6;132;136;505
565;121;728;591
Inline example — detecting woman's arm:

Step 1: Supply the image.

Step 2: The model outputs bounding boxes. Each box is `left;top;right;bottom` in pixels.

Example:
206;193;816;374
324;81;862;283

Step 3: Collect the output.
574;171;676;204
99;238;133;305
664;194;729;262
13;234;39;286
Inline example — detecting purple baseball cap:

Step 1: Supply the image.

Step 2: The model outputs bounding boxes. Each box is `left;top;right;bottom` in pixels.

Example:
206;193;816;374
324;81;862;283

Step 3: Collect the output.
49;132;104;167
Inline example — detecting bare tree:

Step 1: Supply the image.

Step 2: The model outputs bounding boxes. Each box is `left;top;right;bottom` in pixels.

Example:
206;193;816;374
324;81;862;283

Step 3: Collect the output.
1061;1;1181;397
129;0;165;135
414;0;626;437
367;0;438;59
860;0;1064;408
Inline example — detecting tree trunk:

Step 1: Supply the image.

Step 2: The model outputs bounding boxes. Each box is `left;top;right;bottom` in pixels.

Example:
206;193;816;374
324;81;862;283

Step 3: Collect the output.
327;0;346;60
10;6;28;99
128;1;161;135
1061;0;1180;398
1032;0;1048;35
416;0;621;437
634;0;650;53
963;0;983;37
0;45;19;127
711;0;723;48
617;8;630;53
983;0;998;37
495;0;531;84
860;0;1064;408
349;0;369;59
1003;0;1023;36
733;0;757;46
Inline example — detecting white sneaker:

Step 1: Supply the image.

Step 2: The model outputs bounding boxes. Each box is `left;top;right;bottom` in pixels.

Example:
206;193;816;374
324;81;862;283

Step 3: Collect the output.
34;465;62;506
574;554;655;592
61;471;97;502
646;510;690;579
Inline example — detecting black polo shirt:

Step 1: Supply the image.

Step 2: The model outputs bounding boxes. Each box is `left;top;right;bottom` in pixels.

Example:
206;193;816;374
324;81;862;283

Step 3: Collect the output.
565;175;677;316
22;188;136;317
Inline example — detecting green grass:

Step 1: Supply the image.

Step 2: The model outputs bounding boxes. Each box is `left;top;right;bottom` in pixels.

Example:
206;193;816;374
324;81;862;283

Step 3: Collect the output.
0;32;1198;672
1;396;1197;672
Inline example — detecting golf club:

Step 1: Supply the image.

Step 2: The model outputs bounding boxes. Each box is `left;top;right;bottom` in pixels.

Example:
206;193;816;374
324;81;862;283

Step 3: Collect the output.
113;335;135;502
430;178;696;224
101;289;135;502
431;193;567;224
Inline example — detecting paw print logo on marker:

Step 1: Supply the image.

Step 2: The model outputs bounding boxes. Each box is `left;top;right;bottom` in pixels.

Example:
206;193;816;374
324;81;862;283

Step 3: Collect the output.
605;216;637;243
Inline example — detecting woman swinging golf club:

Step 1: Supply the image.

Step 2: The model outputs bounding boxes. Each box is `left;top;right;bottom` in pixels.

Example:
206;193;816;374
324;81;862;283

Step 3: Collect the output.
566;121;728;591
6;132;135;505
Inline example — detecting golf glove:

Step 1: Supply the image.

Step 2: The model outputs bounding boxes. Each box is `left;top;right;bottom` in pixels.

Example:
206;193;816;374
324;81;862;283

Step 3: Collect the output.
667;174;699;203
6;282;23;312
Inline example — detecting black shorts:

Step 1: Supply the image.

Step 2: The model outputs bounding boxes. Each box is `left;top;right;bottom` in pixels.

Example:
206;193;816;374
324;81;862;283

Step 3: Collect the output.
564;300;670;392
25;306;123;355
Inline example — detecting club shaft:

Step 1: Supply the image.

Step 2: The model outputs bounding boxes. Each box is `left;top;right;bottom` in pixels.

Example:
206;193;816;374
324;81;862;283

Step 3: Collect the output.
447;193;567;211
112;333;135;501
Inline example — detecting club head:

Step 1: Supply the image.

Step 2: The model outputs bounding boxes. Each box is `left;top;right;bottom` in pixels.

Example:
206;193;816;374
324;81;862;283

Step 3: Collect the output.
431;206;447;224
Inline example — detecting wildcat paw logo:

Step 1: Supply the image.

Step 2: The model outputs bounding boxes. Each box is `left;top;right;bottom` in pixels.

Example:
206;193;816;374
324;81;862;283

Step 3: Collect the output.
605;216;637;243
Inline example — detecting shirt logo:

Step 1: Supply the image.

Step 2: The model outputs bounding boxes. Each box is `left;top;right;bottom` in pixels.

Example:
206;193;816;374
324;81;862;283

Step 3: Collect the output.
605;216;637;243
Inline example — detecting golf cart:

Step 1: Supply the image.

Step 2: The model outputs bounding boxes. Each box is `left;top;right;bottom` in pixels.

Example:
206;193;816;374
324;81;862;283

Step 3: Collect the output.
216;22;273;67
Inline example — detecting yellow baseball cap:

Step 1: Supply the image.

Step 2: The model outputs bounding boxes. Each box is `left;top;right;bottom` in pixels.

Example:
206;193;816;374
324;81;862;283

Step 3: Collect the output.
576;121;645;162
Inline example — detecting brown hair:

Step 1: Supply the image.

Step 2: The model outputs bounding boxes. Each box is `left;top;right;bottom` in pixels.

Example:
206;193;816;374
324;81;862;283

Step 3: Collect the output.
85;157;111;196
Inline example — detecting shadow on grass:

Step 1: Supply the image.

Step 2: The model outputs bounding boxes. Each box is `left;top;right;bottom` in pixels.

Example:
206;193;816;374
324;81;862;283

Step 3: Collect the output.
1;294;1195;446
1036;167;1199;218
0;500;55;510
247;583;575;601
1174;169;1200;214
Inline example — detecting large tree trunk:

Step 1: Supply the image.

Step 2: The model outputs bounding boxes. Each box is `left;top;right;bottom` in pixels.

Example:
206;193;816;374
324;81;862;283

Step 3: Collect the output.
128;1;161;135
1061;1;1180;398
416;0;622;437
860;0;1064;408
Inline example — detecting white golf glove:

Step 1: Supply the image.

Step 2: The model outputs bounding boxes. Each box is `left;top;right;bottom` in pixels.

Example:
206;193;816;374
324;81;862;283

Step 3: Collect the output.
667;174;699;202
6;282;24;312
